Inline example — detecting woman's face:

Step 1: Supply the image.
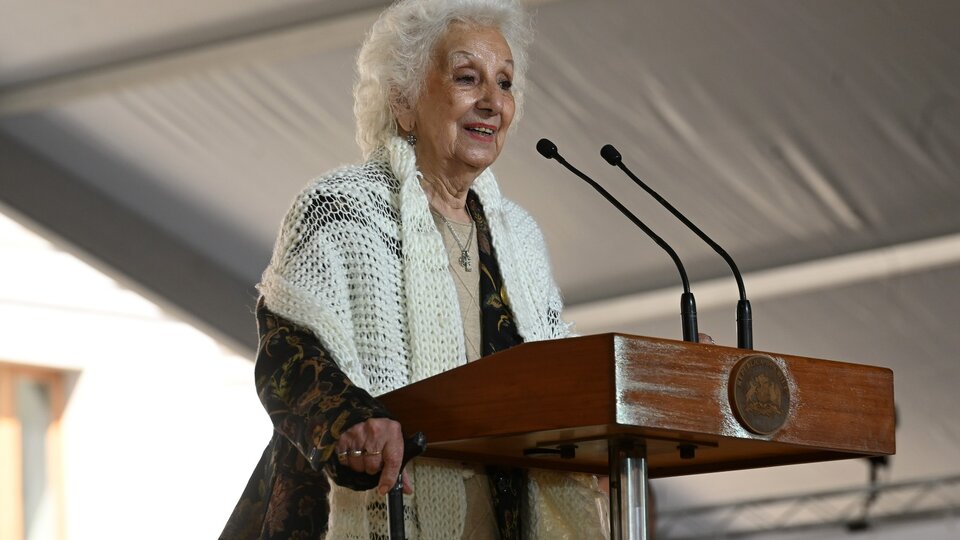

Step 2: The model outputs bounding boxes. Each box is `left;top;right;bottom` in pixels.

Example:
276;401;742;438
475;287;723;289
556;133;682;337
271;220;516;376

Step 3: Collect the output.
401;23;516;180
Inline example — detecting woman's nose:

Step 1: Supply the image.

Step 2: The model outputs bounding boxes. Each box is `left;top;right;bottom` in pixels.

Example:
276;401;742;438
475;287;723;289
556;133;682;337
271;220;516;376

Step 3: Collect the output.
477;81;503;114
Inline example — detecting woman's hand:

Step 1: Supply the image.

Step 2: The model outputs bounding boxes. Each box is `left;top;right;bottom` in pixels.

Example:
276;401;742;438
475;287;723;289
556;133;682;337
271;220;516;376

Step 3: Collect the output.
335;418;412;495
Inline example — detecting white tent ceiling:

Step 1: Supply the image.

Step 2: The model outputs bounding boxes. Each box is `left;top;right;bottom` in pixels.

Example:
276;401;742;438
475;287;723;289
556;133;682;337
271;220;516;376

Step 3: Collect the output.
1;0;958;531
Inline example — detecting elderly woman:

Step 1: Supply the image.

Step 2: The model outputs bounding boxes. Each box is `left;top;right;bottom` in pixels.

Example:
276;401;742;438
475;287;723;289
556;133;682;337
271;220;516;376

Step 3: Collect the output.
221;0;606;538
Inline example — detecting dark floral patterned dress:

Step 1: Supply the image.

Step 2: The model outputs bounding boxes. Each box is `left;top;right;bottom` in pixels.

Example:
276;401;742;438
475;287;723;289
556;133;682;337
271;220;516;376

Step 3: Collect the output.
221;193;528;539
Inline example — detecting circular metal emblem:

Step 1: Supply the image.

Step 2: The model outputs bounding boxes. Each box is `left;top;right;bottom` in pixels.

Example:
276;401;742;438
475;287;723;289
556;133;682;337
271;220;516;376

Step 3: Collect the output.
729;355;791;435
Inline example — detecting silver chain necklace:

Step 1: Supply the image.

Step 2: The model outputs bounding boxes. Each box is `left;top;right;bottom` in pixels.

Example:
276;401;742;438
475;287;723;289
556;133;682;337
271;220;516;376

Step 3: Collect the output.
438;209;475;272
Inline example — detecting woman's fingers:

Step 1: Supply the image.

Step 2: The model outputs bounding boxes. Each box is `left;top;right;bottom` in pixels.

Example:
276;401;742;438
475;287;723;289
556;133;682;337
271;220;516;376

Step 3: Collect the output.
377;423;405;495
362;448;384;475
336;422;368;471
335;445;384;475
335;418;408;493
347;448;366;471
401;470;413;495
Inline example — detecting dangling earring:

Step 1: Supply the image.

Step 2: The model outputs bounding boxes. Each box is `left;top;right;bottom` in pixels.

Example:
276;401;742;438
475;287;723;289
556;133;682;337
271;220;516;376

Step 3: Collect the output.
406;133;417;146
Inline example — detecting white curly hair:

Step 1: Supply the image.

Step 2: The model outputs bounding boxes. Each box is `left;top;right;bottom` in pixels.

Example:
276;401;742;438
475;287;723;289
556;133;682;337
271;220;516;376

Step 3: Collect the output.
354;0;533;157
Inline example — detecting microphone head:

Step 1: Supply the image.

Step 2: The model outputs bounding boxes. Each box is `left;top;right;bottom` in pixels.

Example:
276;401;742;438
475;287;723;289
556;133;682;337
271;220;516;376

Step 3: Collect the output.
536;138;558;159
600;144;622;165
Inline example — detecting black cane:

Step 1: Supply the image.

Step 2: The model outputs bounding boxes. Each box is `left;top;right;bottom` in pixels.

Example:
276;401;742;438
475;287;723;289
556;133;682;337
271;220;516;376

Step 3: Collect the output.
388;432;427;540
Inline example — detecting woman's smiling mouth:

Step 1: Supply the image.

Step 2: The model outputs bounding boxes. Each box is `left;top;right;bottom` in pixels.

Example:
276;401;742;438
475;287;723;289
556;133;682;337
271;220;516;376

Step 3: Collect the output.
464;123;497;139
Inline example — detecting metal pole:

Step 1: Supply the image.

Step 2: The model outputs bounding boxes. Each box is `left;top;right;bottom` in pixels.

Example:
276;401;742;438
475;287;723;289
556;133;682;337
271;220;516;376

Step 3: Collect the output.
388;432;427;540
609;444;623;540
608;439;650;540
388;476;406;540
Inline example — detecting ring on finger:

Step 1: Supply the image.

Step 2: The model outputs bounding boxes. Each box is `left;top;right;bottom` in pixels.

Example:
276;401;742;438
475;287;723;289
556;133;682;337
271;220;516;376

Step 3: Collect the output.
364;449;382;457
349;449;364;457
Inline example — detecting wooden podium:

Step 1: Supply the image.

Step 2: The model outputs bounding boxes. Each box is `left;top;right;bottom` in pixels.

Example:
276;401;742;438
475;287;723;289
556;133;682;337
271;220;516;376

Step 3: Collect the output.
379;333;896;539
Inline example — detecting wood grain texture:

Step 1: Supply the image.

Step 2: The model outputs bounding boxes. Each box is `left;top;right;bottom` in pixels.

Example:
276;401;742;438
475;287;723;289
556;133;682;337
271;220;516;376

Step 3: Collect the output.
378;333;895;477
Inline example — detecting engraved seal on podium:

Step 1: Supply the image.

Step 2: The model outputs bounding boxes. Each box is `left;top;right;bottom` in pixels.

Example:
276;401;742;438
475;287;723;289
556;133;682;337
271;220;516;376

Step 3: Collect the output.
729;355;791;435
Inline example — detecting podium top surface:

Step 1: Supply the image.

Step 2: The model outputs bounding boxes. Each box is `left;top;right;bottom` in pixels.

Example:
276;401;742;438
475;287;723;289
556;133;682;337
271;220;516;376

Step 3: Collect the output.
379;333;895;477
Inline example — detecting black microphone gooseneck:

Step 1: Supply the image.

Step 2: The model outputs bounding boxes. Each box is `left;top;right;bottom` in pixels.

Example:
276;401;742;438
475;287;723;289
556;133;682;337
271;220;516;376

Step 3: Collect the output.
600;144;753;349
537;138;698;343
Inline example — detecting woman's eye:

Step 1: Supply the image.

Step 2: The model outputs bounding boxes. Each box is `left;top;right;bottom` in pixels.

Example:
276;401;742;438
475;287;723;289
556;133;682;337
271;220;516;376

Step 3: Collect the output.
455;74;476;84
499;79;513;91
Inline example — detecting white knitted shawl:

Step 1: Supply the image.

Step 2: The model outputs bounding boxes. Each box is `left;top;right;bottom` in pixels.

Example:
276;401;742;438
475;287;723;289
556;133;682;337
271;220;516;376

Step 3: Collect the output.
259;137;605;539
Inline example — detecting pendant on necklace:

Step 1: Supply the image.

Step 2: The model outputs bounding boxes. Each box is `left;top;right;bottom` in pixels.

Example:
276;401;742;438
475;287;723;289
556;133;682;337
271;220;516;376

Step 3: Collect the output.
458;251;473;272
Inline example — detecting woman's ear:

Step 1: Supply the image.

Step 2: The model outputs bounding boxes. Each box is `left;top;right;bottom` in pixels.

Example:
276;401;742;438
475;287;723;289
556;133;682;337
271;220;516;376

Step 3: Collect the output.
391;90;416;133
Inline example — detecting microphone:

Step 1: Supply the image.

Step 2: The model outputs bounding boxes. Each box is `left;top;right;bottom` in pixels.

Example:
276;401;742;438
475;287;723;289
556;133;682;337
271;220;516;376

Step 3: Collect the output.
600;144;753;349
536;138;699;343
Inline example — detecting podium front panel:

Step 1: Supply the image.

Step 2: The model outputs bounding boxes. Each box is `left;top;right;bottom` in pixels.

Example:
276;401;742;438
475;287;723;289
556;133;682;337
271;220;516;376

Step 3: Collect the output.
379;334;895;476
